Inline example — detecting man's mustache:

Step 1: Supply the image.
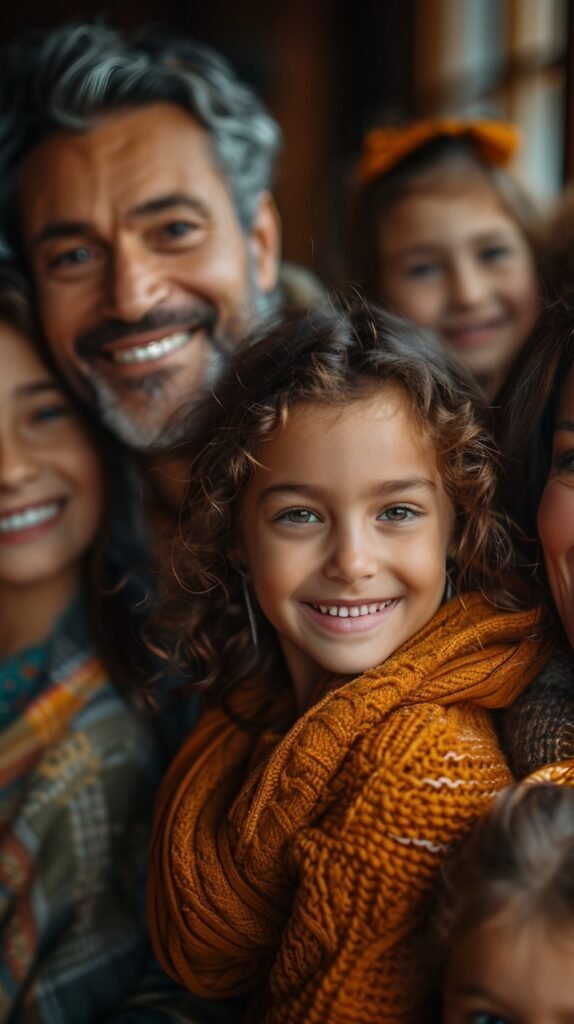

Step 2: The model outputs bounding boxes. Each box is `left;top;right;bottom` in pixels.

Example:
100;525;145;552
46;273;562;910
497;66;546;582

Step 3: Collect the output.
75;305;217;358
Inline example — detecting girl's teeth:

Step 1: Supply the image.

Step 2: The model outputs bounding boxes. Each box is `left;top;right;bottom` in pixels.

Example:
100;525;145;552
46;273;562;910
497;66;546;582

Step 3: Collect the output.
0;502;61;533
313;600;395;618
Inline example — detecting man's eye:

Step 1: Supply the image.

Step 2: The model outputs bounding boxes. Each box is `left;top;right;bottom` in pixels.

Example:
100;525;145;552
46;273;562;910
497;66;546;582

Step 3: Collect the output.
50;247;93;269
161;221;198;240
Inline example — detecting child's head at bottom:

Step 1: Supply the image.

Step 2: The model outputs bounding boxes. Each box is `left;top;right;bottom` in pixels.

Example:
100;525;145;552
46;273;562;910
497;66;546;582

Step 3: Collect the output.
438;782;574;1024
165;305;523;708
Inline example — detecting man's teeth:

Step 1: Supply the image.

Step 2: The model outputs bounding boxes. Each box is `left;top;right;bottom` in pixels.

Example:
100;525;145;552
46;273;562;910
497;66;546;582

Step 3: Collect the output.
111;331;191;364
0;502;61;533
312;600;396;618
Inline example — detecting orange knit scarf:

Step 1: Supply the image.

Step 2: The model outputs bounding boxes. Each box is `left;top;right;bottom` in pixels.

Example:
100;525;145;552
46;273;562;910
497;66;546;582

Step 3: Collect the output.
148;595;550;1023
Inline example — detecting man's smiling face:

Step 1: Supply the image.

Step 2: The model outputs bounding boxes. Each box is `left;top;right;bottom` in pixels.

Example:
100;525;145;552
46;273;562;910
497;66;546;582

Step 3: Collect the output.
18;102;280;449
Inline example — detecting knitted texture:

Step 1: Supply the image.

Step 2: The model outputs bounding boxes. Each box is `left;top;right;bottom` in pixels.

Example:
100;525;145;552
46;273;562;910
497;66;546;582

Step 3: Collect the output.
498;652;574;777
148;595;550;1024
527;757;574;784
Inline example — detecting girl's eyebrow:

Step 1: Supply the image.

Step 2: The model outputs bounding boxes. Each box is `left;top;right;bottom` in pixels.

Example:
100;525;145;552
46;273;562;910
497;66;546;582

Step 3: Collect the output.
555;419;574;432
455;982;511;1005
259;478;436;502
16;380;61;397
392;229;512;258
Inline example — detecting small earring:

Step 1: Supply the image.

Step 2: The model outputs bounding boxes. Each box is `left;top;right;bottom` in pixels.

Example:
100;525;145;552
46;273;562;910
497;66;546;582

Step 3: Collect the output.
444;559;456;603
237;568;259;650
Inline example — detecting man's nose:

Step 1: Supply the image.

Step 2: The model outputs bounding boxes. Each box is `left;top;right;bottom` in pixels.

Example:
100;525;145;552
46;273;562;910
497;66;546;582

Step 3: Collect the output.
323;526;378;584
104;237;169;322
0;433;39;491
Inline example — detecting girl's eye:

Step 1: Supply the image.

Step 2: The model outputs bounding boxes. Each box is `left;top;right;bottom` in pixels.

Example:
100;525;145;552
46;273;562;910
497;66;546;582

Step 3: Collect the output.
377;505;418;523
405;262;439;279
480;244;512;263
470;1014;509;1024
31;404;71;425
275;507;320;525
555;448;574;473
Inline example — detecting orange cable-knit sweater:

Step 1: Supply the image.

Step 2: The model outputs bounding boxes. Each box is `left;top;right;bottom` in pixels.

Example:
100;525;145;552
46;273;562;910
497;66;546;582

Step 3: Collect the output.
148;595;550;1023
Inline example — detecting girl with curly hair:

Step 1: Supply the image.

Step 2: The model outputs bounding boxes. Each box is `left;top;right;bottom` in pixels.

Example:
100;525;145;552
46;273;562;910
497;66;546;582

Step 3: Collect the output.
148;305;550;1023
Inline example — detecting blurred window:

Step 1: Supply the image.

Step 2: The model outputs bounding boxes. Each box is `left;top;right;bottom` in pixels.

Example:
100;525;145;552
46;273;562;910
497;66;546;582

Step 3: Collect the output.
414;0;568;198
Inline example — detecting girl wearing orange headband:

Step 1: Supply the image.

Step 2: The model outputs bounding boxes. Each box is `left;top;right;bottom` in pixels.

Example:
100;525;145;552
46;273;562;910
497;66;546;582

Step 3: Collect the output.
349;119;541;401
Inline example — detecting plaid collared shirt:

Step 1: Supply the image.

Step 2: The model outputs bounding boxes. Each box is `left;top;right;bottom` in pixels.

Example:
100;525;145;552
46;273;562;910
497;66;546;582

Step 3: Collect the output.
0;598;235;1024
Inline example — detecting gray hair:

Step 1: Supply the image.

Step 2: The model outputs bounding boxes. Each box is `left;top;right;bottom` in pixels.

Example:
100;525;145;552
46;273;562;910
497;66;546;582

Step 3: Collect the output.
0;22;282;253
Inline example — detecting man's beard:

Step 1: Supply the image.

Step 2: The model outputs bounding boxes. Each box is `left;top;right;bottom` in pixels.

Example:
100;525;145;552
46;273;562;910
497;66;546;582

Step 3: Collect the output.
73;260;279;450
87;363;205;450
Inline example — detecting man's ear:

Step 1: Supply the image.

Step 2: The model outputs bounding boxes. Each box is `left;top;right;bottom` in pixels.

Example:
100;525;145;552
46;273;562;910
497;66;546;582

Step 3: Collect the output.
249;192;281;294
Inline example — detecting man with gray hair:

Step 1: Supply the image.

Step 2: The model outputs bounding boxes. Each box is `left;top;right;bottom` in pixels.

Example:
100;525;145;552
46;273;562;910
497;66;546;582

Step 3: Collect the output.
0;21;302;1022
0;22;285;450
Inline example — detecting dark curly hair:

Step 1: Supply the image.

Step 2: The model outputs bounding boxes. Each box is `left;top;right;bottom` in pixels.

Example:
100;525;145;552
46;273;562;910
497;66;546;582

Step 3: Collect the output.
156;303;532;699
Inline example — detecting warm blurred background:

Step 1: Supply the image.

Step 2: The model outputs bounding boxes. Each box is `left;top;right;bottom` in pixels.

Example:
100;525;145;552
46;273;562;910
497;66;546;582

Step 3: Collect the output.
1;0;570;279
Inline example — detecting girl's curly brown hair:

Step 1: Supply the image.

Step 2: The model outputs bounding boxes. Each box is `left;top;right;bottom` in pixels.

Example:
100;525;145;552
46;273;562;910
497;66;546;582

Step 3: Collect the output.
156;303;533;700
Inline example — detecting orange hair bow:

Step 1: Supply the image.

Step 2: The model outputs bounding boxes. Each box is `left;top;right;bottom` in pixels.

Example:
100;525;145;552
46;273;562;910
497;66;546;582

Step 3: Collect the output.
357;119;521;187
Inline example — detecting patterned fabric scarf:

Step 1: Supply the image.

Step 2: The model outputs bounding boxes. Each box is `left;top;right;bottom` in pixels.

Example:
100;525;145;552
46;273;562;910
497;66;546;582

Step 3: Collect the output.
0;653;106;827
148;594;551;1023
0;600;162;1023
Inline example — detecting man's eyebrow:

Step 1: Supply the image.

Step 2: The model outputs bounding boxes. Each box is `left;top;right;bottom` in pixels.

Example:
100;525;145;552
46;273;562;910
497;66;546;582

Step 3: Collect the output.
556;419;574;432
31;194;211;249
31;221;92;248
129;193;211;219
259;478;436;502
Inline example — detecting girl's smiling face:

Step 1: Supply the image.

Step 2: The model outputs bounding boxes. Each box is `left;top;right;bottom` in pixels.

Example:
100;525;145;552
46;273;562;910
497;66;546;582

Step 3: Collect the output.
0;320;104;594
538;364;574;646
378;176;539;397
239;390;454;707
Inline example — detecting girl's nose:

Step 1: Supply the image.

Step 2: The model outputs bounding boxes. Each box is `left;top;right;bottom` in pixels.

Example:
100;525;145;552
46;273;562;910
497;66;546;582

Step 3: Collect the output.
0;434;39;490
323;528;378;584
449;257;488;308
